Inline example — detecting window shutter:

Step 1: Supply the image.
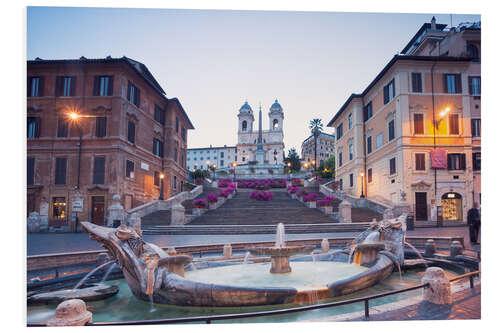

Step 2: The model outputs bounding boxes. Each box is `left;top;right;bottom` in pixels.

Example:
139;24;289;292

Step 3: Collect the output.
447;154;452;170
383;85;389;104
27;157;35;185
443;74;449;93
136;88;141;107
460;154;466;170
468;77;473;95
127;81;131;101
456;74;462;93
93;76;100;96
27;77;32;96
93;156;105;184
108;76;114;96
70;76;76;96
391;79;396;97
55;76;62;96
35;117;41;137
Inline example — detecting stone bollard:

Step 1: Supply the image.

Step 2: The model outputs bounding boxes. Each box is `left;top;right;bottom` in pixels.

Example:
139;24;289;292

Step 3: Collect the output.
47;299;92;326
421;267;452;304
339;199;352;223
223;244;232;258
449;240;463;258
321;238;330;253
107;194;125;227
424;239;436;257
27;212;41;233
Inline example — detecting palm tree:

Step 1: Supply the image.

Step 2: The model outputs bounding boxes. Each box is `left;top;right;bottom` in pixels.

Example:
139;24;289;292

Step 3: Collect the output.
309;119;323;171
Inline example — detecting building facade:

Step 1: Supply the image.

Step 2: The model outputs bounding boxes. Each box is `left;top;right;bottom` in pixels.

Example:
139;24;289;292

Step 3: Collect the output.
327;18;480;223
236;100;285;165
301;131;335;166
27;56;194;229
187;145;238;171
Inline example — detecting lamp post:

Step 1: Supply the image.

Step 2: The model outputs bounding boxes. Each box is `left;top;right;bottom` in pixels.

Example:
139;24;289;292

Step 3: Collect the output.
231;162;237;182
274;150;277;165
360;172;365;198
211;164;216;180
287;162;291;180
159;173;165;200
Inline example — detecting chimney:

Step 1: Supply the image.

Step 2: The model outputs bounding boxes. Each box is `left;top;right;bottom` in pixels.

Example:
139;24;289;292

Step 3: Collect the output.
431;16;437;30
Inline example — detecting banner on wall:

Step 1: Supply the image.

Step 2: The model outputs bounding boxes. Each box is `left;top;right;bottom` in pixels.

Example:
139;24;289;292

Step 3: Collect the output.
430;149;447;169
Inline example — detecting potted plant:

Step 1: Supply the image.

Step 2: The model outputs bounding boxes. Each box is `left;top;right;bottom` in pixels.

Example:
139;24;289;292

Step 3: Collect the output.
192;199;207;216
206;193;219;209
317;199;332;214
303;193;318;208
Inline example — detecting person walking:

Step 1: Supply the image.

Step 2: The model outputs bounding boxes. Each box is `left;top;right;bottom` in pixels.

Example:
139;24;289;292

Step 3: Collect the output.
467;202;481;244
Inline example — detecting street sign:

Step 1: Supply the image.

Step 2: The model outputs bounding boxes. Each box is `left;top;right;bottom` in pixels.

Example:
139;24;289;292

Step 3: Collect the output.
72;195;84;212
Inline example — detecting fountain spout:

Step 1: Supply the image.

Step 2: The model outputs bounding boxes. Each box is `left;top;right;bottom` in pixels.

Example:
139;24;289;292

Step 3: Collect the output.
275;223;286;248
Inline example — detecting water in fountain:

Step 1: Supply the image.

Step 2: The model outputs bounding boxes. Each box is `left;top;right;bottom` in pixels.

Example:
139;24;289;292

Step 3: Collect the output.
148;294;156;312
243;251;251;264
348;244;356;264
275;223;286;248
188;262;197;271
404;241;428;267
364;231;380;243
100;263;117;283
311;252;316;263
74;261;114;289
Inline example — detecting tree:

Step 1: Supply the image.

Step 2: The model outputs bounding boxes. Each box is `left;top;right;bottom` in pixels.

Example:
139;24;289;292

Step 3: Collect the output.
309;118;324;171
189;169;210;180
284;148;301;172
320;155;335;179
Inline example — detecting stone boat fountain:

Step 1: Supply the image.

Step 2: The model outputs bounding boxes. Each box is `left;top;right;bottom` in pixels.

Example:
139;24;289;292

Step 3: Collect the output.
79;214;408;307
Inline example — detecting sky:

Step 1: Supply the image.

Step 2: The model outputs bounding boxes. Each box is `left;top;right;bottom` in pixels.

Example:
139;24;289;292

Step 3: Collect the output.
27;7;480;153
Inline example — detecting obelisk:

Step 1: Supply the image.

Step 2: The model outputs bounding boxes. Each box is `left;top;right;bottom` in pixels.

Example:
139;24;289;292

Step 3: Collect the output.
255;104;265;164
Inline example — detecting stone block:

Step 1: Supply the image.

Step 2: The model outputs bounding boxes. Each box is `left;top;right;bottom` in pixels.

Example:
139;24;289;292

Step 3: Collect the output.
170;204;186;225
223;244;232;258
449;240;464;258
339;199;352;223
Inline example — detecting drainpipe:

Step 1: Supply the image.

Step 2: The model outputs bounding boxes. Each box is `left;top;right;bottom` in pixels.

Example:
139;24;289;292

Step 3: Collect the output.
431;61;438;223
361;97;367;198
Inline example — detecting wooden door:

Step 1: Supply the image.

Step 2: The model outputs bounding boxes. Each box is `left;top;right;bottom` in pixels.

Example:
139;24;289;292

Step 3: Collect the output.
415;192;428;221
91;196;105;225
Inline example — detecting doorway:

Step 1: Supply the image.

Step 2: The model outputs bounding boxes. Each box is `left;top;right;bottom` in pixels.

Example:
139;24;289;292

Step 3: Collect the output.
415;192;428;221
441;192;463;221
91;196;105;225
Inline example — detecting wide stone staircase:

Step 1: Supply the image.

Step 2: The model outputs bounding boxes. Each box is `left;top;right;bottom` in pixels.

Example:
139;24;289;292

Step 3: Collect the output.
142;187;381;234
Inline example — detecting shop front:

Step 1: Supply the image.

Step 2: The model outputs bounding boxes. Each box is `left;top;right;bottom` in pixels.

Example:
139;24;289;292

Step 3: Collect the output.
441;192;463;221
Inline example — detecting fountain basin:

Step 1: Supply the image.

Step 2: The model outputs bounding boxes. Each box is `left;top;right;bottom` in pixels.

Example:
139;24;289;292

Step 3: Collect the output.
158;254;193;277
27;283;119;305
248;245;315;273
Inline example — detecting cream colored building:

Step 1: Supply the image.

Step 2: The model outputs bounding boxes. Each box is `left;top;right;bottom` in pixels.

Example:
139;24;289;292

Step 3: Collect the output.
301;131;335;167
327;18;480;223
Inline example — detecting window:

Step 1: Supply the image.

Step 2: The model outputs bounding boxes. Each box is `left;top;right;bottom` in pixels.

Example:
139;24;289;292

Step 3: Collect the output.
126;160;135;178
56;76;76;97
55;157;67;185
467;43;479;61
127;121;135;144
388;119;395;141
154;171;160;186
411;73;423;93
154;105;165;125
349;144;353;160
449;114;459;135
93;76;113;96
95;117;107;137
127;81;140;107
221;152;224;158
28;77;43;97
336;123;343;140
93;156;105;184
173;176;177;189
174;147;178;162
469;77;481;96
273;119;279;129
473;152;481;171
338;151;343;167
339;178;343;191
364;102;373;122
375;133;383;149
27;117;41;138
471;119;481;137
348;113;352;129
57;117;68;137
367;168;372;183
221;160;224;167
447;153;466;170
366;136;372;154
413;114;424;134
52;197;67;219
389;157;396;175
415;153;425;171
349;174;353;187
27;157;35;185
444;74;462;94
176;117;179;132
153;138;164;157
383;79;395;104
242;121;247;131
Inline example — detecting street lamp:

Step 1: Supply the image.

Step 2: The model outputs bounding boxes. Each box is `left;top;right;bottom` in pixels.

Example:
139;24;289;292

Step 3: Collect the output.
159;173;165;200
231;162;237;182
287;162;291;180
211;164;216;180
360;171;365;198
434;106;451;129
274;150;277;165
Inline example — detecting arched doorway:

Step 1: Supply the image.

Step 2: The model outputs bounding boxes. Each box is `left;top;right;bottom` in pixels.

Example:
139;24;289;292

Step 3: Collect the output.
441;192;463;221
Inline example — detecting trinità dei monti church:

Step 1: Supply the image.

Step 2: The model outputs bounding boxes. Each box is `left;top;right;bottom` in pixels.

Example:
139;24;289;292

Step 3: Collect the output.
236;99;285;166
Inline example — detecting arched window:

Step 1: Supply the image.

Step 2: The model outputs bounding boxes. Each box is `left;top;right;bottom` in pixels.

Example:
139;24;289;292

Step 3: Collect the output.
467;43;479;61
273;119;279;129
242;120;247;131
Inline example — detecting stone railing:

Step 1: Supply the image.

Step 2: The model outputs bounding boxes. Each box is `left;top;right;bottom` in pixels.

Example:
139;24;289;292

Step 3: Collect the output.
126;185;203;226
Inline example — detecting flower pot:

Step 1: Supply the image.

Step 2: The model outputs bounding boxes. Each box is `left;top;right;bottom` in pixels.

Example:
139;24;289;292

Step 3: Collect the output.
193;208;207;216
306;201;316;208
320;206;332;214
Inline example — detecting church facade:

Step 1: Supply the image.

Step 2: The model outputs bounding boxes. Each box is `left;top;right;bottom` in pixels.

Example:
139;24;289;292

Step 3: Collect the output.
236;100;285;165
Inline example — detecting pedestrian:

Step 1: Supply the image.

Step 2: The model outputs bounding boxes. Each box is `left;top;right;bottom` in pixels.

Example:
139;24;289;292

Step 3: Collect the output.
467;202;480;244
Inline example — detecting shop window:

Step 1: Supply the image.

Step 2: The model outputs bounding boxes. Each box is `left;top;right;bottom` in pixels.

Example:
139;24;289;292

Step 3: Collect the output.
52;197;67;219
